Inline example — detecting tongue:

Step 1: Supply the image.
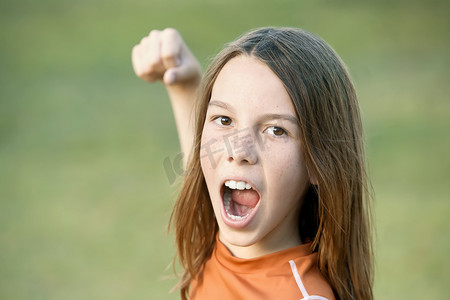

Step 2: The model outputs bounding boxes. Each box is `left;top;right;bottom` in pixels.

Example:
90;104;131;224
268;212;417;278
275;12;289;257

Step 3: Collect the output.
231;189;259;208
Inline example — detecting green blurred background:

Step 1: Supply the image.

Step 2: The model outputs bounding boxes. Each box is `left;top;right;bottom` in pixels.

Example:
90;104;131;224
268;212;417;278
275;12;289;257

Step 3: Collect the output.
1;0;449;299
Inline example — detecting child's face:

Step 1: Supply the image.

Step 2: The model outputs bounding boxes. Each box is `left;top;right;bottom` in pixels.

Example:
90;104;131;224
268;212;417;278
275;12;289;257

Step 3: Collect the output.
200;55;311;258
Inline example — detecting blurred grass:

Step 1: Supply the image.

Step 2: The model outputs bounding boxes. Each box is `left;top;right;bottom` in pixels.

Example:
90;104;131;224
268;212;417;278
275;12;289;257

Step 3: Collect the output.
0;0;449;299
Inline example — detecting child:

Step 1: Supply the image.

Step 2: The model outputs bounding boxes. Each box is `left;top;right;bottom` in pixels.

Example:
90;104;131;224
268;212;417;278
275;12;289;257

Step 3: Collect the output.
132;27;373;300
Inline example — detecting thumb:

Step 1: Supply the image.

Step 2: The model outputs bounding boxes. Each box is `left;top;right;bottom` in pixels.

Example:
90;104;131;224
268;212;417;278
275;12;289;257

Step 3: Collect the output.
163;68;178;85
163;63;199;85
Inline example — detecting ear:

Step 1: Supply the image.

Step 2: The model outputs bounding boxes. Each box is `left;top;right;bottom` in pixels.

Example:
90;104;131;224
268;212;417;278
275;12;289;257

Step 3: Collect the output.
309;172;318;186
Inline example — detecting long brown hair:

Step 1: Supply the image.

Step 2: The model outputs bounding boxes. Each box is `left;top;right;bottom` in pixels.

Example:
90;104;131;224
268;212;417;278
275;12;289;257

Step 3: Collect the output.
170;27;373;300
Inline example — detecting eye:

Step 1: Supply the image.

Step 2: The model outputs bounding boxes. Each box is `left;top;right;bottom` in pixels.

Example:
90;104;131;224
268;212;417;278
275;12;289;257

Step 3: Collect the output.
213;116;233;126
265;126;286;137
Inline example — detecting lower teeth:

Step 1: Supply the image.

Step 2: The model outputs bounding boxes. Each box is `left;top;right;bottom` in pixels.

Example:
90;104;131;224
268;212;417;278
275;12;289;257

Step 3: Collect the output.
227;212;248;220
223;189;249;221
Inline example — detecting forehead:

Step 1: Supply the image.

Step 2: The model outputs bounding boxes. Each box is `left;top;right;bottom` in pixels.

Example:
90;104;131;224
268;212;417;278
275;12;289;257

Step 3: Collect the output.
210;55;295;115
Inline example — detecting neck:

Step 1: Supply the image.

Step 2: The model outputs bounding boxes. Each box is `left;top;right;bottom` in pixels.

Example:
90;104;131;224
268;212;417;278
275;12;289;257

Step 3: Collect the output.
219;225;302;259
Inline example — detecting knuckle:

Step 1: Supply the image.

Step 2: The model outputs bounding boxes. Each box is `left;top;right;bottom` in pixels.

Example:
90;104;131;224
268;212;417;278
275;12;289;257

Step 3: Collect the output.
140;36;149;45
149;29;161;38
162;28;181;44
163;28;178;37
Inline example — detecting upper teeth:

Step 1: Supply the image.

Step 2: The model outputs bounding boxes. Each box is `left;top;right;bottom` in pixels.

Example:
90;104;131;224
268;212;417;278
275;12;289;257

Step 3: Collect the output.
225;180;252;190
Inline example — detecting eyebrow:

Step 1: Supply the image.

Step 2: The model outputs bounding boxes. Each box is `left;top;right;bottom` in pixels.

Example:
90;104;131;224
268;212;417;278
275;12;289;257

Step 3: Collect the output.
208;100;298;125
260;113;299;125
209;100;236;113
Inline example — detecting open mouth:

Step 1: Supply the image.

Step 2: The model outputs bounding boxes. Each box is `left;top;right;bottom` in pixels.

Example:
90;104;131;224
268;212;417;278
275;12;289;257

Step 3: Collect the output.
221;180;260;227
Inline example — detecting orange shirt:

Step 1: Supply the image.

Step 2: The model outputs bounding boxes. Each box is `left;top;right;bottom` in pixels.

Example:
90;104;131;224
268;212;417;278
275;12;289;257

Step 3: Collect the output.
190;236;335;300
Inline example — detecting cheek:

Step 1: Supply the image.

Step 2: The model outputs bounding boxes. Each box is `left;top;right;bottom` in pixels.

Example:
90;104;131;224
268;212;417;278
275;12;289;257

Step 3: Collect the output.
265;141;306;174
200;126;222;181
199;131;212;177
200;125;230;171
263;143;309;195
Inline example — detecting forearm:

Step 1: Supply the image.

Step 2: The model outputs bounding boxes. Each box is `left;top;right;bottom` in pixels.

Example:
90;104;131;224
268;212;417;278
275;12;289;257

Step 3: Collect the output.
132;28;201;167
167;82;199;167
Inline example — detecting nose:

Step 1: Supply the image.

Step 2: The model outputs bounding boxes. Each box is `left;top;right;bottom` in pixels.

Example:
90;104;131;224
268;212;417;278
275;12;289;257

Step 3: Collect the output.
225;130;258;165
